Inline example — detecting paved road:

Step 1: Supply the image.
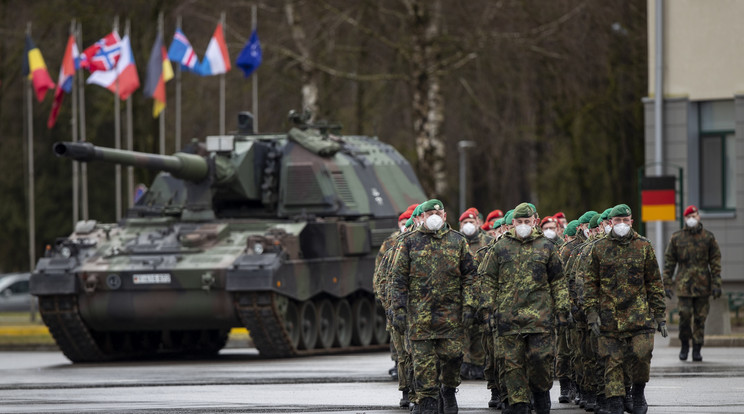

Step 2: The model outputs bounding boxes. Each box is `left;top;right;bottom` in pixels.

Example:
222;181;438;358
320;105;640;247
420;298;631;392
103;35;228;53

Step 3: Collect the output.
1;334;743;413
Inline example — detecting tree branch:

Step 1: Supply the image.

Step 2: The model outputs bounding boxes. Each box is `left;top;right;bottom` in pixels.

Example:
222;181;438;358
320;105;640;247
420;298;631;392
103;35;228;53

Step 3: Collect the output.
273;45;408;81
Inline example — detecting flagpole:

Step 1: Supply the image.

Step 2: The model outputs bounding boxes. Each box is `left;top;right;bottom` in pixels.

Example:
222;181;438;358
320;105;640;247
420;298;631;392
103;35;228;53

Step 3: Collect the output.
219;11;226;135
158;12;166;155
175;15;182;151
252;5;258;133
25;22;36;271
126;19;134;207
78;22;89;221
70;19;80;225
114;16;122;221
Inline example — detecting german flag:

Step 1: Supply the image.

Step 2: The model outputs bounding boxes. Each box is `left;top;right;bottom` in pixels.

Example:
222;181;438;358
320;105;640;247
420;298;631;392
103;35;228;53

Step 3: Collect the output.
22;35;55;102
641;176;676;222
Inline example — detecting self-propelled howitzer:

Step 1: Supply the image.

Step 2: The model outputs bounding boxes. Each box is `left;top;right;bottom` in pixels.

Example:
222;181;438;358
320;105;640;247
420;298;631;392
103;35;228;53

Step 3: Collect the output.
32;118;427;362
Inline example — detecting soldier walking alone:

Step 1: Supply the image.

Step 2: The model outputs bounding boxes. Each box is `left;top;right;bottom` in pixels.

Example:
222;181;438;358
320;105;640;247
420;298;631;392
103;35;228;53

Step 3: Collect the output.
663;205;722;362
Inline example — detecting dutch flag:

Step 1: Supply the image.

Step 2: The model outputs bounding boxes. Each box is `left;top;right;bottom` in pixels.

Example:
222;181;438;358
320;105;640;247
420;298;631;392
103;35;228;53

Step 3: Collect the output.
198;22;230;76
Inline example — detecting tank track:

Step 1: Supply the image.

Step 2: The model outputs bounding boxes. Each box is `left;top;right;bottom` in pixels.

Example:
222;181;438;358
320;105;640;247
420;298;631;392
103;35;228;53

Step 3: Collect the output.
234;291;388;357
37;295;111;362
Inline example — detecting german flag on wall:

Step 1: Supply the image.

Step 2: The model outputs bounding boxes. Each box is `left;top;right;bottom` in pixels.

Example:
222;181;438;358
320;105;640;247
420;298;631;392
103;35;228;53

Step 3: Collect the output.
22;35;55;102
641;176;676;222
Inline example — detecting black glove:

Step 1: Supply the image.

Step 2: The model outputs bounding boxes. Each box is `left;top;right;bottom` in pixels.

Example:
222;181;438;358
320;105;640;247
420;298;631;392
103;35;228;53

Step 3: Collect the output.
567;312;576;327
712;288;722;299
462;306;475;329
392;309;407;333
656;318;668;338
488;311;498;333
477;307;491;326
587;311;601;337
665;289;674;299
556;312;568;328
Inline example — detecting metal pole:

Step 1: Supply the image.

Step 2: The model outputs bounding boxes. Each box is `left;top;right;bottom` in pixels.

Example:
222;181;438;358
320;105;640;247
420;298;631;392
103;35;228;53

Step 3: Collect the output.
158;12;166;155
70;19;79;225
252;4;258;133
126;19;134;209
25;22;36;272
654;0;665;269
219;11;226;135
78;22;89;221
457;140;475;214
114;17;122;221
175;16;182;151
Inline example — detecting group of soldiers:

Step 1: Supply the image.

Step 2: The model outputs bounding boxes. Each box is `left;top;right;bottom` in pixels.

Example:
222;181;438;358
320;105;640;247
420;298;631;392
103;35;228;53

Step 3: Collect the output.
373;199;722;414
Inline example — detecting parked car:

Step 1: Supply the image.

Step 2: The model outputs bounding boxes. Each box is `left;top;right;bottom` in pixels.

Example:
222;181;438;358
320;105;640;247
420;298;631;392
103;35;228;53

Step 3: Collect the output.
0;273;32;312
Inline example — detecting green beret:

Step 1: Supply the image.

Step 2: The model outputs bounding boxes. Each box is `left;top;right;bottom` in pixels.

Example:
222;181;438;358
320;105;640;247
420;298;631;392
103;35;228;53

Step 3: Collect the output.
527;203;538;217
578;211;598;224
512;202;536;219
491;218;504;229
589;213;601;229
600;208;613;222
412;205;423;217
564;220;579;237
609;203;632;218
504;210;514;225
419;199;444;213
405;218;413;228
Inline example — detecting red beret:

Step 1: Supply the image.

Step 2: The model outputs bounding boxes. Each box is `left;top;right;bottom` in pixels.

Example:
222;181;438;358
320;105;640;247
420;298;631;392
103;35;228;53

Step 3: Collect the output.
406;204;419;212
399;210;413;222
553;212;566;219
683;205;698;217
481;221;493;231
459;208;479;223
485;209;504;223
540;216;556;227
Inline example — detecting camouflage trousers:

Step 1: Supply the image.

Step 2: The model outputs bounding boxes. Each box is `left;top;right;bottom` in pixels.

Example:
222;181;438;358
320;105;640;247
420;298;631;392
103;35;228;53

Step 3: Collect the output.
678;296;711;345
463;325;486;366
569;327;584;387
411;337;464;402
555;325;571;380
581;328;601;394
391;329;413;392
484;331;497;389
501;333;554;405
597;332;654;398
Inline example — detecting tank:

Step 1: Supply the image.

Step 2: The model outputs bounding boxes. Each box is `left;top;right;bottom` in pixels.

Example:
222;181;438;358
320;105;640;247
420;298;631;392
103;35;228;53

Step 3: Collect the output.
30;112;426;362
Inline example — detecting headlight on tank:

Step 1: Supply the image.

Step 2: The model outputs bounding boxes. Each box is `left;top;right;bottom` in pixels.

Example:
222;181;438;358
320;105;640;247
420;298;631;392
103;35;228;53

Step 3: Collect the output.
253;243;264;255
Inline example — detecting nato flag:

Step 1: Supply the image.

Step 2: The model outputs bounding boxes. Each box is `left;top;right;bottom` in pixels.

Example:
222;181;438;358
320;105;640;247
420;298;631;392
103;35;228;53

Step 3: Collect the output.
236;30;262;77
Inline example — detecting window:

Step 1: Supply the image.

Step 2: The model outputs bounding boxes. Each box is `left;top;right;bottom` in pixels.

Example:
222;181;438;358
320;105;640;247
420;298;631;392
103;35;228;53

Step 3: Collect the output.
699;101;737;210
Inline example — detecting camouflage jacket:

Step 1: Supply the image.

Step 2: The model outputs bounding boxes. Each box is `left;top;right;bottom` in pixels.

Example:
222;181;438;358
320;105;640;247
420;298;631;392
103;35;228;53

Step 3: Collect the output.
477;229;568;336
373;230;401;308
391;225;476;340
569;234;606;323
583;230;666;334
663;224;721;297
465;230;493;255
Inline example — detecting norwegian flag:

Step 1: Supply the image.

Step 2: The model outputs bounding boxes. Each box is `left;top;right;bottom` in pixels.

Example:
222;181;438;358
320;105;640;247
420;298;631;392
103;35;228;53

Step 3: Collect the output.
80;31;122;72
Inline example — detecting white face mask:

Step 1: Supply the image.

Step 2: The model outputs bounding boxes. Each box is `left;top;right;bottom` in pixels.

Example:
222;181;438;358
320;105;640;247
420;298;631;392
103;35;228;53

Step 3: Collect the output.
400;225;407;233
613;223;631;237
543;229;557;240
515;224;532;238
604;224;612;234
583;228;590;238
686;217;698;228
425;214;444;231
461;222;477;236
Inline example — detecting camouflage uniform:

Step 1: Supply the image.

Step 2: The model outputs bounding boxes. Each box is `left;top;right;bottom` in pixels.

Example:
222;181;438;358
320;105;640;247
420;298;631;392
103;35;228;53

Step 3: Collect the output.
663;223;721;346
557;235;584;398
391;224;476;403
583;229;666;399
477;228;568;406
462;230;493;373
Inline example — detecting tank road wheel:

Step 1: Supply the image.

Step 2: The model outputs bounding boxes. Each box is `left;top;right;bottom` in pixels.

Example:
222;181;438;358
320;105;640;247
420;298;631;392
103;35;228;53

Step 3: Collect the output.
299;301;319;350
315;299;336;349
372;302;389;345
351;297;374;346
334;299;353;348
280;298;301;349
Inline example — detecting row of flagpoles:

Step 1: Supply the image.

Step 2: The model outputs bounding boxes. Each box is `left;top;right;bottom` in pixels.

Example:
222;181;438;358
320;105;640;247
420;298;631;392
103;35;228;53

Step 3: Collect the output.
22;8;262;271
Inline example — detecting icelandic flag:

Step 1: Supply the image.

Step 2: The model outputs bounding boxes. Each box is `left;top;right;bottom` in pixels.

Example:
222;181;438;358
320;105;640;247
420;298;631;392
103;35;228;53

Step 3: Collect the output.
80;32;122;72
167;28;199;72
87;35;140;100
197;22;230;76
48;34;79;128
236;30;262;77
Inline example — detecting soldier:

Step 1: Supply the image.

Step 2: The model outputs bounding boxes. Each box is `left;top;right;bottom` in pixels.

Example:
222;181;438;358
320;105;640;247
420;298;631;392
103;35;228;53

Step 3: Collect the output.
391;199;477;414
478;202;569;414
583;204;667;414
554;212;568;236
540;216;563;246
663;205;722;362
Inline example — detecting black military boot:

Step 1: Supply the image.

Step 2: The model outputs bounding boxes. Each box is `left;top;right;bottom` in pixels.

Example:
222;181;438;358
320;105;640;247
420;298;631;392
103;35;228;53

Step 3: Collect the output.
692;343;703;361
631;383;648;414
606;396;625;414
508;402;530;414
559;378;571;403
584;391;597;412
679;340;689;361
460;362;473;380
574;384;582;405
623;386;633;413
418;397;437;414
488;388;501;408
400;389;410;408
389;361;399;380
410;402;420;414
470;364;485;380
441;386;458;414
595;393;606;414
532;390;551;414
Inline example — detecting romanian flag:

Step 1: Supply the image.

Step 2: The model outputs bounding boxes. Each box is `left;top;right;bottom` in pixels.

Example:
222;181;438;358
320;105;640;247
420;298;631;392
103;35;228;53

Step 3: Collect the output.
22;35;56;102
144;32;174;117
641;176;676;222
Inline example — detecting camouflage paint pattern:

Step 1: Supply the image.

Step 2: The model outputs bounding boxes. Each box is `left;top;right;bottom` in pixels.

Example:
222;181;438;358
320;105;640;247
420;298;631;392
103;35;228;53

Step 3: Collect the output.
597;332;654;398
501;332;554;404
663;223;722;297
411;337;464;402
678;296;711;345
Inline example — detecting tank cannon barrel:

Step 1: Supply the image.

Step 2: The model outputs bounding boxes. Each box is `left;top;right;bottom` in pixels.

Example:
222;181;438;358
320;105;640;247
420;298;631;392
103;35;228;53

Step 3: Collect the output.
53;141;209;182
